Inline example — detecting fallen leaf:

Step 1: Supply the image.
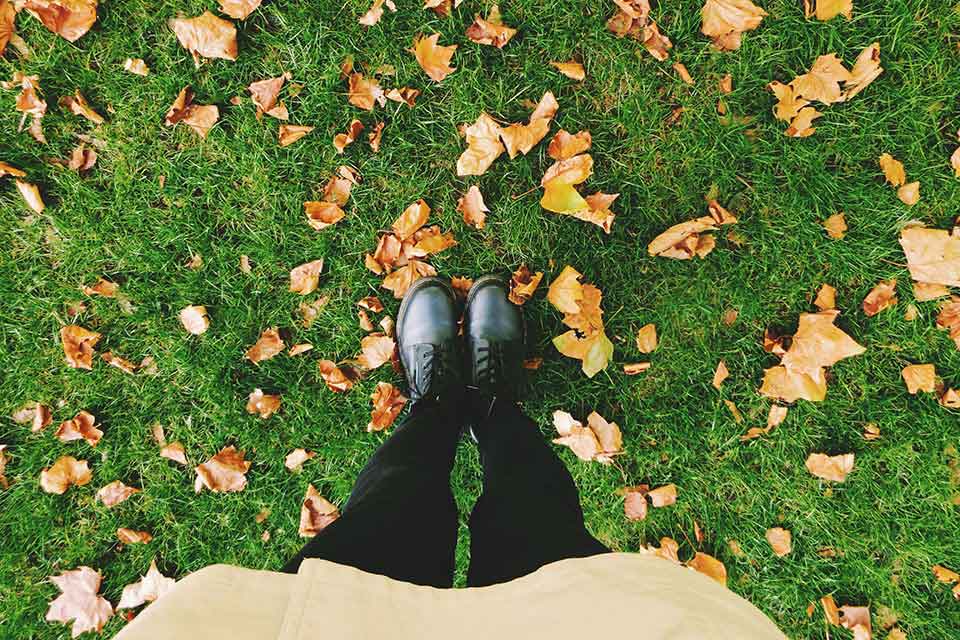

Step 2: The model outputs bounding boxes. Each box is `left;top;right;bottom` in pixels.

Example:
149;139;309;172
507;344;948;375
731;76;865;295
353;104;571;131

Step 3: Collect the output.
648;484;677;508
456;113;505;176
318;359;362;392
101;351;137;374
392;199;431;241
219;0;262;19
170;11;237;67
623;362;651;374
784;106;823;137
22;0;98;42
502;93;557;159
863;423;881;440
718;74;733;94
61;325;101;369
540;154;592;215
457;186;489;229
623;486;649;521
179;305;209;335
67;144;97;171
897;181;919;206
508;265;543;305
712;360;729;389
96;480;139;507
806;452;855;482
823;213;847;239
552;410;623;464
117;560;175;609
933;564;960;583
550;61;585;81
357;334;395;370
879;153;906;187
123;58;150;76
548;129;592;160
288;343;313;356
805;0;852;20
40;456;91;494
164;86;219;138
913;282;949;302
285;448;315;472
321;165;360;205
701;0;767;51
299;297;329;328
45;566;113;637
451;276;473;300
636;323;658;353
248;72;291;119
766;527;792;557
838;606;872;640
289;259;324;294
768;405;788;428
246;388;281;418
382;260;437;298
843;42;883;101
299;484;340;537
791;54;851;105
411;33;456;82
863;279;897;316
194;446;251;493
13;402;52;432
60;91;104;125
640;20;672;60
814;283;837;310
899;226;960;288
385;86;420;107
546;265;583;313
304;201;346;231
952;147;960;178
347;73;385;111
358;0;396;25
116;528;153;544
465;4;516;48
0;160;26;177
643;536;681;563
368;382;407;431
673;62;694;85
160;442;187;465
368;122;384;151
724;399;743;423
16;180;44;213
648;204;737;259
245;327;285;364
901;364;936;394
279;124;314;147
687;552;727;586
358;296;384;313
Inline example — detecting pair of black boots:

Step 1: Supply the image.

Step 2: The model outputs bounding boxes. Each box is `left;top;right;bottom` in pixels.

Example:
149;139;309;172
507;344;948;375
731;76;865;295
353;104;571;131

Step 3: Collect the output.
396;275;524;408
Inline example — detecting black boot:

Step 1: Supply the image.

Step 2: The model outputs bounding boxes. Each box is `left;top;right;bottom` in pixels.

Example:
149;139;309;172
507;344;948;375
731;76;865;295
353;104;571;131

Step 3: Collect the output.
396;277;463;402
464;275;525;416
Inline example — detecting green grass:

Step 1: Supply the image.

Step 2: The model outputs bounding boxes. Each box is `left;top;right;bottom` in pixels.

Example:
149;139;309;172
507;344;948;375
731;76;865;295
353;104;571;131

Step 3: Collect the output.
2;0;960;637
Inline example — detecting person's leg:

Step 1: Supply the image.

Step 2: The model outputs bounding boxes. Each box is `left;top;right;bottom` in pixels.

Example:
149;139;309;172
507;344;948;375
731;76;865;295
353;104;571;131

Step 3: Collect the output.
466;399;609;587
282;396;462;587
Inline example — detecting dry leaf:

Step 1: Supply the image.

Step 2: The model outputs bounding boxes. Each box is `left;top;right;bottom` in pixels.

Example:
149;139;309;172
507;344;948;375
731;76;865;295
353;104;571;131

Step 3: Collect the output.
67;144;97;171
805;0;852;20
411;33;456;82
101;351;137;374
718;74;733;93
245;327;285;364
368;121;384;151
901;364;935;394
246;388;281;418
96;480;139;507
61;325;101;369
897;182;919;206
60;91;104;125
623;486;649;521
541;154;593;215
357;334;395;370
724;399;743;423
289;259;324;294
318;360;362;392
289;343;313;356
164;86;219;138
899;226;960;287
280;124;314;147
170;11;237;67
12;401;52;432
219;0;262;19
823;213;847;239
863;279;897;316
636;323;658;353
116;528;153;544
547;266;583;313
392;199;431;241
123;58;150;76
457;112;505;176
285;448;315;472
674;63;694;85
358;0;396;25
863;423;881;440
358;296;384;313
348;73;385;111
712;360;729;389
40;456;91;494
45;566;113;637
300;484;340;537
548;129;592;160
879;153;906;187
385;86;420;107
299;296;329;328
382;260;437;298
766;527;792;557
791;54;851;105
248;72;291;119
648;206;737;259
814;283;837;310
952;147;960;178
643;536;681;563
465;4;516;48
550;61;585;81
913;282;949;302
701;0;767;51
117;560;175;609
368;382;407;431
16;180;44;213
687;552;727;586
805;452;855;482
179;305;209;335
508;265;543;305
0;160;26;177
784;107;823;137
648;484;677;508
457;186;489;229
304;201;346;231
194;446;251;493
552;410;623;464
768;405;788;428
22;0;98;42
843;42;882;101
160;442;187;465
623;362;651;374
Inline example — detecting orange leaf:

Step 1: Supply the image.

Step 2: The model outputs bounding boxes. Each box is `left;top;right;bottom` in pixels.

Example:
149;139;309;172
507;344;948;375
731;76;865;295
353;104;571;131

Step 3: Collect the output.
465;4;516;48
411;33;456;82
245;327;285;364
392;199;431;240
358;0;396;25
300;484;339;537
823;213;847;239
170;11;237;67
164;86;219;138
712;360;729;389
901;363;936;394
116;528;153;544
246;388;281;418
765;527;792;557
219;0;262;19
805;452;854;482
701;0;766;51
546;265;584;314
357;334;395;370
179;305;209;335
879;153;906;186
508;265;543;305
16;180;45;213
636;323;657;353
289;259;324;294
318;359;362;392
45;566;113;636
117;560;175;609
550;61;585;81
899;226;960;288
648;484;677;507
96;480;140;507
279;124;314;147
40;456;91;494
381;260;437;298
897;181;920;206
368;382;407;431
194;445;251;493
304;201;345;230
22;0;97;42
61;325;101;369
456;113;504;176
862;279;897;316
347;72;385;111
814;283;837;310
547;129;592;160
457;185;489;229
687;551;727;586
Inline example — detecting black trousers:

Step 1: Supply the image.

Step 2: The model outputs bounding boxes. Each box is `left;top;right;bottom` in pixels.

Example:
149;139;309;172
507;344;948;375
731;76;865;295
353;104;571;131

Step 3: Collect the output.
282;396;609;587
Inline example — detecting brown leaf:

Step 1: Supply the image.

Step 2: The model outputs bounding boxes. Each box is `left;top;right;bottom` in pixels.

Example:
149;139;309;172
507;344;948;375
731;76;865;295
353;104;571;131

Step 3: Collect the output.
358;0;396;25
279;124;314;147
45;566;113;637
16;180;45;213
765;527;792;557
66;144;97;171
179;305;209;335
248;72;290;119
159;442;187;465
643;536;681;563
863;279;897;316
823;213;847;239
779;310;866;379
648;484;677;507
701;0;767;51
547;129;592;161
862;423;881;440
552;410;622;464
194;446;251;493
60;90;104;125
897;181;920;206
116;528;153;544
22;0;98;42
784;107;823;137
768;405;788;428
123;58;150;76
933;564;960;583
814;283;837;310
451;276;473;300
456;113;505;176
0;0;12;55
117;560;175;609
913;281;949;302
102;351;137;374
245;327;285;364
368;382;407;431
550;61;585;81
170;12;237;67
385;86;420;107
806;452;855;482
952;147;960;178
288;342;313;356
687;552;727;586
648;208;737;259
164;86;219;137
622;486;649;521
381;260;437;298
900;226;960;288
289;259;324;294
12;401;52;432
304;201;346;231
724;399;743;423
879;153;906;186
508;265;543;305
623;362;651;375
636;323;658;353
357;334;396;370
368;121;384;151
901;364;935;394
358;296;384;313
838;606;872;639
457;185;489;229
299;484;339;537
843;42;883;101
0;160;26;177
641;20;672;60
61;325;101;369
348;73;385;111
465;4;516;48
411;33;456;82
718;73;733;94
712;360;729;389
791;54;851;105
806;0;852;20
219;0;262;19
40;456;92;494
673;62;694;85
96;480;140;507
546;265;584;314
318;360;362;392
285;448;315;472
299;296;329;328
246;388;281;418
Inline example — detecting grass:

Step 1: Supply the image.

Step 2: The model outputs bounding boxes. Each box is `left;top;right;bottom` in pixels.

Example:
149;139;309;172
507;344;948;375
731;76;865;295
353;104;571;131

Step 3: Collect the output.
2;0;960;637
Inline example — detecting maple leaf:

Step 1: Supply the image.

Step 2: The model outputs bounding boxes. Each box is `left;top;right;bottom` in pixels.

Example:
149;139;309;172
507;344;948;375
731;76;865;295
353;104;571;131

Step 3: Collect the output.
170;12;237;67
300;484;340;537
806;452;854;482
382;260;437;298
862;279;897;316
289;259;324;294
96;480;140;507
548;130;592;161
791;54;850;105
456;113;505;176
194;446;251;493
245;327;285;364
642;536;681;563
358;296;385;313
814;283;837;310
357;334;395;370
552;410;623;464
843;42;882;100
45;566;113;637
61;325;101;369
508;265;543;305
358;0;396;25
465;4;517;48
348;73;386;111
0;0;15;54
779;310;865;375
160;442;188;465
411;33;457;82
550;61;585;81
901;364;936;394
804;0;852;20
248;72;291;119
386;86;420;107
279;124;314;147
117;560;176;609
368;382;407;431
712;360;730;389
541;154;593;215
164;86;219;138
285;448;316;471
246;388;281;418
648;203;737;259
332;118;363;153
21;0;98;42
219;0;261;20
179;305;209;335
501;92;559;159
320;165;359;205
701;0;767;51
40;456;92;494
318;359;363;392
899;226;960;287
457;186;489;229
765;527;792;557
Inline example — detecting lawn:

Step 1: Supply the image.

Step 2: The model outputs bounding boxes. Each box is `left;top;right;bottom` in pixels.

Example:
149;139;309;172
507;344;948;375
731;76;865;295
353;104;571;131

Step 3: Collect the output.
2;0;960;637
